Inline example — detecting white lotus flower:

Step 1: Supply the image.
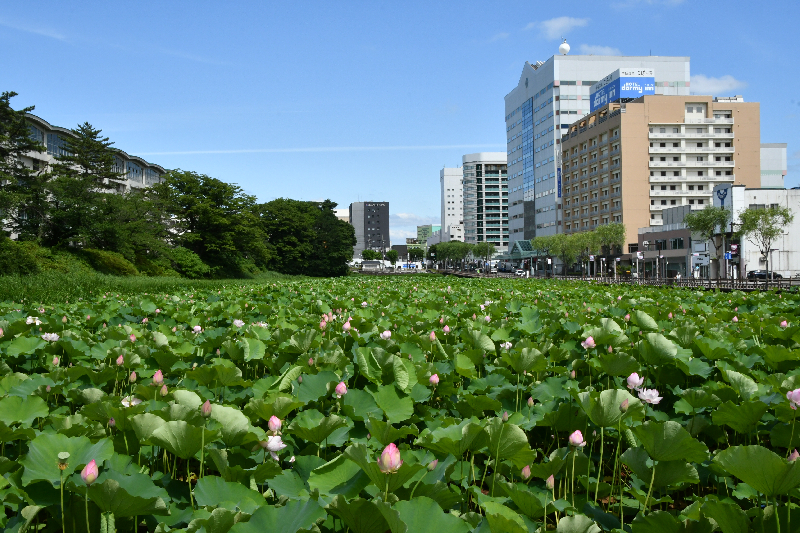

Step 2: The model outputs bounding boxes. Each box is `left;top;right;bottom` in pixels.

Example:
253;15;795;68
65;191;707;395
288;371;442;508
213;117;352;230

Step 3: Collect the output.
637;388;662;405
121;396;143;407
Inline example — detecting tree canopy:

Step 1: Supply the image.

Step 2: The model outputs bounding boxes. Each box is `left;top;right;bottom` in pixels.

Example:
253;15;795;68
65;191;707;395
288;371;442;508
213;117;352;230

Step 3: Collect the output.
737;205;794;271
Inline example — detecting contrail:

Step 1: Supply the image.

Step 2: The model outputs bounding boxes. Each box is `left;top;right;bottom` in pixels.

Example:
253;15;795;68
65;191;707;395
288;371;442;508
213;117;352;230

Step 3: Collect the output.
136;144;504;156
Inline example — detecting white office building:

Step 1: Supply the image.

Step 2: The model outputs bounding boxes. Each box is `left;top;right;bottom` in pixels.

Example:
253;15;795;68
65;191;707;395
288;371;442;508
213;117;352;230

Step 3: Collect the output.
504;45;690;245
761;143;788;189
440;167;464;238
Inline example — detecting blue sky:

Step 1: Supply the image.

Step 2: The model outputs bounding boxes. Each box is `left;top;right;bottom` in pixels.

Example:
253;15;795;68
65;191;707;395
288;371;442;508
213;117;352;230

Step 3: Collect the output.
3;1;799;243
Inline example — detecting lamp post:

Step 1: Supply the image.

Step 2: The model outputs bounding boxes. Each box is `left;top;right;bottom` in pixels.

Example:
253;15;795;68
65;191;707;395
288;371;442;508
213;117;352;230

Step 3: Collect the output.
642;241;649;280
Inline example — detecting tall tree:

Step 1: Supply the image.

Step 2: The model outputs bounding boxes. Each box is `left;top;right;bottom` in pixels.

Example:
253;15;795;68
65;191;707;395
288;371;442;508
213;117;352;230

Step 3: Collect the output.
306;200;356;277
45;123;121;247
684;206;731;275
737;205;794;276
549;233;580;276
152;170;269;277
385;249;399;267
408;247;424;261
473;241;496;267
0;92;49;241
595;222;626;256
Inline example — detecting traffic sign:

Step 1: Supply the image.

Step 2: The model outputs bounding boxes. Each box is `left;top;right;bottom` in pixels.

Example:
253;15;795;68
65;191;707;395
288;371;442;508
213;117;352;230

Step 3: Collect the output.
724;252;732;260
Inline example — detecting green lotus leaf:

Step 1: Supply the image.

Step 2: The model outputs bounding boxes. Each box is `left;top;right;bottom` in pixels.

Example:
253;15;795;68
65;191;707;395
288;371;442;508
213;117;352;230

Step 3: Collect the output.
0;395;48;426
721;369;758;401
415;418;486;457
341;389;383;422
632;310;658;331
343;443;425;493
633;421;708;463
555;513;602;533
209;404;255;446
701;500;749;533
630;510;680;533
130;413;167;443
194;475;264;511
6;336;47;357
327;495;391;533
714;445;800;497
150;420;218;460
485;417;531;460
621;447;699;489
229;498;326;533
21;433;114;486
577;388;643;428
372;385;414;423
172;390;203;409
288;409;347;444
711;400;768;434
307;454;370;499
595;351;639;377
500;481;547;519
83;469;169;517
364;417;418;446
293;370;339;403
639;333;678;366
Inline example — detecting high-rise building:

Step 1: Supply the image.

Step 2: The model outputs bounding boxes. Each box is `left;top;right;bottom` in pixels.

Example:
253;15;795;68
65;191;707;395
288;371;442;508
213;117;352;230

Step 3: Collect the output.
440;167;463;234
761;143;788;189
560;94;761;249
504;50;690;245
462;152;508;251
416;224;441;246
349;201;389;258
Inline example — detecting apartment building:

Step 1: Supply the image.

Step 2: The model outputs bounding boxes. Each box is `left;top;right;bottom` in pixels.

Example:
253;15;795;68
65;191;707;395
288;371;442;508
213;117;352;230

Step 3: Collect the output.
349;201;390;257
761;143;788;188
416;224;441;247
504;51;690;246
23;113;166;192
440;167;464;238
462;152;508;252
560;94;760;249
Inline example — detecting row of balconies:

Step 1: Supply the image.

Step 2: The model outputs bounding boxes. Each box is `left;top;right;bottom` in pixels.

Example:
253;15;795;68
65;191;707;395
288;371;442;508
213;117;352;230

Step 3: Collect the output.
649;160;734;168
648;146;734;154
649;174;736;182
649;132;735;139
650;190;712;197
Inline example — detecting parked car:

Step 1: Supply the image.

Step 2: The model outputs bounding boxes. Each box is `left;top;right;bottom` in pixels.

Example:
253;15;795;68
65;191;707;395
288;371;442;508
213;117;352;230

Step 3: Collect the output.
514;269;525;277
747;270;782;280
490;267;498;273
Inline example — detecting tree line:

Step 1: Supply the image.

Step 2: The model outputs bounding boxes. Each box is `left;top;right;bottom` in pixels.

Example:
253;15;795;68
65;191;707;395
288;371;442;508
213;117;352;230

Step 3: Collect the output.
0;92;356;278
531;223;626;276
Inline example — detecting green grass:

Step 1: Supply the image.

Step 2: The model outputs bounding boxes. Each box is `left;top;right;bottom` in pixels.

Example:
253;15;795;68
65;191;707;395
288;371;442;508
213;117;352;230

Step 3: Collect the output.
0;270;299;304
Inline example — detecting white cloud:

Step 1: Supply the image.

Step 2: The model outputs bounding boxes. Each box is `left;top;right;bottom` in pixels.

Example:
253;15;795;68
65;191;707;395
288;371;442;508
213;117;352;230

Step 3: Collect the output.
488;32;510;43
578;44;621;56
136;143;504;156
390;213;440;245
613;0;685;6
0;19;67;41
528;17;589;40
690;74;747;96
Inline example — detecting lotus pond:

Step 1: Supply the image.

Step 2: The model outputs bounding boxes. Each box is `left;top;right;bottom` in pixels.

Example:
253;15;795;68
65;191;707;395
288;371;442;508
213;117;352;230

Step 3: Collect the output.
1;277;799;533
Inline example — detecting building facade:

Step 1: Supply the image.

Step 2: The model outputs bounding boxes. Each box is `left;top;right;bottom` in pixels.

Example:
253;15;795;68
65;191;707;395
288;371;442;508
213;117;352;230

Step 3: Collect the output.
761;143;788;189
23;113;166;193
416;224;441;247
504;52;690;245
349;201;390;258
560;94;761;250
440;167;463;234
462;152;508;251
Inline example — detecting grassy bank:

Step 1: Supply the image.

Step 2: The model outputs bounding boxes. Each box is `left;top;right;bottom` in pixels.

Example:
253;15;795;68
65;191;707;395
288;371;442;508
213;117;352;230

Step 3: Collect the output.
0;270;299;304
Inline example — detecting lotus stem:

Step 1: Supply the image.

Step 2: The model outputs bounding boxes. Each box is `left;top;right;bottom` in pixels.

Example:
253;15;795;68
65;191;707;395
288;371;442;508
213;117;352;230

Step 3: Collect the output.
188;459;194;510
776;496;781;533
86;491;91;533
594;426;604;505
60;470;66;533
644;462;656;512
571;449;576;510
492;424;504;497
789;416;797;459
200;423;206;478
384;476;389;503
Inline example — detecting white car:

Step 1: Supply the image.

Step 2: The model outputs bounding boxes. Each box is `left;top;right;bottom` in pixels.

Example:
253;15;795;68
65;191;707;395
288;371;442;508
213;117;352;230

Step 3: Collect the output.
514;269;525;277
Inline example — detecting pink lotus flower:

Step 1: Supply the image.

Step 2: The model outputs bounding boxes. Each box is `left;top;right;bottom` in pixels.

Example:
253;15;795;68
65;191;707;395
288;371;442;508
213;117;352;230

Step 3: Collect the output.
116;355;124;366
129;371;137;383
335;381;348;397
570;370;576;379
429;331;436;342
155;309;161;314
429;374;439;386
500;341;512;350
569;430;586;447
343;321;351;332
781;320;788;328
732;316;738;323
193;325;202;334
443;325;450;334
108;418;116;428
546;474;555;490
121;396;141;407
638;388;662;404
527;397;534;407
201;400;212;418
624;314;630;322
233;319;244;328
581;336;596;349
787;389;800;409
619;399;629;412
129;334;136;343
160;384;168;397
627;373;644;390
377;443;403;473
521;465;531;480
142;317;148;324
262;435;287;460
608;345;613;353
668;312;673;319
152;370;163;385
484;316;491;322
618;296;622;301
320;321;327;330
428;459;438;471
790;449;800;462
81;460;99;485
380;330;392;340
52;356;59;366
268;415;282;434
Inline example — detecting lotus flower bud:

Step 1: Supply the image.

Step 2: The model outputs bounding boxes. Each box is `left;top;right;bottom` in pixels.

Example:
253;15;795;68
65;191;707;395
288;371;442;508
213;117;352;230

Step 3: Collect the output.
428;459;438;471
570;370;576;379
429;374;439;386
790;449;800;462
46;385;51;392
130;371;137;383
626;373;644;390
668;312;673;319
443;325;450;334
129;334;136;343
581;336;596;349
568;430;585;447
619;399;629;413
320;321;327;330
429;331;436;342
521;465;531;480
201;400;212;418
62;316;67;323
268;415;282;434
108;418;116;428
502;411;509;422
52;356;59;366
152;369;163;385
380;330;391;340
343;321;351;332
732;316;738;323
155;309;161;314
335;381;348;397
308;358;314;366
160;384;168;397
624;314;630;322
608;345;613;353
81;459;99;485
297;375;303;384
546;474;555;490
116;354;124;366
377;443;403;473
781;320;789;328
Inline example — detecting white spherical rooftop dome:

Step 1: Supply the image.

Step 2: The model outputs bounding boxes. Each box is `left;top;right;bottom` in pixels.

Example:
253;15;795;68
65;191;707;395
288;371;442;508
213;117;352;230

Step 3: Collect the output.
559;40;570;55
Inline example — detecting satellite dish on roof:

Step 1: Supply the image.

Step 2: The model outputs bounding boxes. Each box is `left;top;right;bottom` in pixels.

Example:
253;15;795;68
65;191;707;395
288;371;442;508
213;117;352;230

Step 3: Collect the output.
559;38;570;55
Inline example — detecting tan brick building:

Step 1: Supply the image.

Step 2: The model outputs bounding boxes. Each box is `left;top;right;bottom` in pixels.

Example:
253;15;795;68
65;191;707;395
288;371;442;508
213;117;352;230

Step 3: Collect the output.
560;95;760;251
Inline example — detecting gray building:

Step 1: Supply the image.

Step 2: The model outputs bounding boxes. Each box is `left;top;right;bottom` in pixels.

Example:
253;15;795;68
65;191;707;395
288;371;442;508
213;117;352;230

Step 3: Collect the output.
761;143;788;189
349;201;390;258
504;46;690;246
462;152;508;251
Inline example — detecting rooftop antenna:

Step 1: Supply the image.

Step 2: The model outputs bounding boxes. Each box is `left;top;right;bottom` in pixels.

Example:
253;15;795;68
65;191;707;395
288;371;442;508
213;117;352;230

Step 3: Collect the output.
559;38;570;55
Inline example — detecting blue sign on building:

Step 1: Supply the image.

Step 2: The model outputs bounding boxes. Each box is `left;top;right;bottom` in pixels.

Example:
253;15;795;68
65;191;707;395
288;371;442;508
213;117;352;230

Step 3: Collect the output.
590;77;655;112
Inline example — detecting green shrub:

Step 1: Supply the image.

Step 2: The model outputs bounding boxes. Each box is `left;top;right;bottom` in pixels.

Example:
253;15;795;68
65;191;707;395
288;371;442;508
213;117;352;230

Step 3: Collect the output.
81;249;139;276
0;236;39;275
134;255;180;277
170;247;211;279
